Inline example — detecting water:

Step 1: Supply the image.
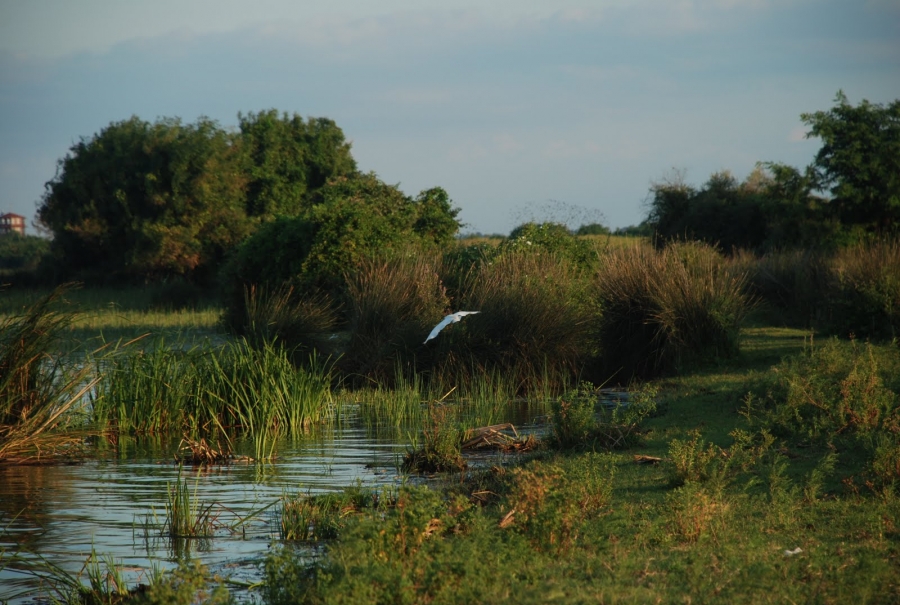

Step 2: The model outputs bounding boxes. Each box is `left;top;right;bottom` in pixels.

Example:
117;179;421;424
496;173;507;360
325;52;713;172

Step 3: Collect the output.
0;413;409;603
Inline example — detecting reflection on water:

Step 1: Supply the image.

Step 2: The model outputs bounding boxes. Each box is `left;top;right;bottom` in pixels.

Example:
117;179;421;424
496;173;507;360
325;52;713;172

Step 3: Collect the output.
0;412;409;603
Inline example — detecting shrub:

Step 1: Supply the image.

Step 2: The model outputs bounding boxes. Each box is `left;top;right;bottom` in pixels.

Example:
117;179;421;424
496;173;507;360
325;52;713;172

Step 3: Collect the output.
592;242;750;380
502;222;593;268
223;284;339;365
503;453;616;553
435;249;591;392
341;252;449;384
747;338;898;445
550;381;657;450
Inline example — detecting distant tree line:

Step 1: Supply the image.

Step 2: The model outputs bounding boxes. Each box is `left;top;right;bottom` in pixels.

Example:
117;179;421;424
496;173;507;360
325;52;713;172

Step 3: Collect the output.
36;110;460;285
26;92;898;292
647;92;900;252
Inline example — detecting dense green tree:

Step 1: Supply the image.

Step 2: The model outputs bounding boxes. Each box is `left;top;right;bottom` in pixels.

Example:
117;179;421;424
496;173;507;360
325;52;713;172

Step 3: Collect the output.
38;116;250;282
802;92;900;235
238;110;357;218
647;171;768;252
225;173;462;298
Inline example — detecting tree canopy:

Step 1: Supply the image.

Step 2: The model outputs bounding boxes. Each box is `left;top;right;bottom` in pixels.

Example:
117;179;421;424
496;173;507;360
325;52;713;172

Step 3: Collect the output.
38;116;250;282
802;91;900;236
646;93;900;251
224;173;462;296
37;111;359;283
239;110;357;219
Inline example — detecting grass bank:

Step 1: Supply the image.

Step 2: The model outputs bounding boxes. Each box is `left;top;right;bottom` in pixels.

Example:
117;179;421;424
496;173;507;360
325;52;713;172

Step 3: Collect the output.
264;323;900;604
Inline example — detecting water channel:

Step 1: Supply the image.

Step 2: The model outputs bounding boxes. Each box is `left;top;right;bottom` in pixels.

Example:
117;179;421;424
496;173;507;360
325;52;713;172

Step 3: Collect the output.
0;408;540;603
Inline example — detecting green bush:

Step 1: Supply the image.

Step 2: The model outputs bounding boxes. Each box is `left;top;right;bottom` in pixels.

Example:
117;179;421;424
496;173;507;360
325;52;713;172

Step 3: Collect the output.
220;173;461;317
502;222;593;268
551;382;657;450
341;251;449;384
592;242;750;380
434;249;591;392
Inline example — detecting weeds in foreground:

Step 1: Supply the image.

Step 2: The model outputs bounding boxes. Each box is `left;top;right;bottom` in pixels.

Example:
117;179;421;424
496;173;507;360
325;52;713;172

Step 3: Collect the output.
279;484;396;542
403;403;466;473
550;382;658;449
0;284;100;463
743;337;900;489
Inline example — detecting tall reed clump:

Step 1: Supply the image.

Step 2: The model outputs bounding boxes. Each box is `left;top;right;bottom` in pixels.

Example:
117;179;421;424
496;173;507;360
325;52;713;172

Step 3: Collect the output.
592;242;750;380
0;284;98;462
93;338;334;451
437;249;591;393
226;284;340;365
828;240;900;340
748;240;899;340
341;252;449;386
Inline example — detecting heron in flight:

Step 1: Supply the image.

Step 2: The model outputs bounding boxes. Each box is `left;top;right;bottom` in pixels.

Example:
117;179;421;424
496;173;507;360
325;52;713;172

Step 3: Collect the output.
424;311;480;344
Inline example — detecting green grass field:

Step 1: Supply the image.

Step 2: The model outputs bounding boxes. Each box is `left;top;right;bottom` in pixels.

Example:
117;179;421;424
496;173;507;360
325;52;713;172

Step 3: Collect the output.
264;318;900;604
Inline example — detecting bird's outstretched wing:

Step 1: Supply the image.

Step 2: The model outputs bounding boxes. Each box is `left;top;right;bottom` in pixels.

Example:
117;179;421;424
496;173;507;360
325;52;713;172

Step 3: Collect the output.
423;311;480;344
424;315;456;344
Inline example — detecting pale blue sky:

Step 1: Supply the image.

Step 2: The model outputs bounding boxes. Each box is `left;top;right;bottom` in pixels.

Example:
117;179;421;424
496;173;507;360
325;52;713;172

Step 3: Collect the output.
1;0;898;234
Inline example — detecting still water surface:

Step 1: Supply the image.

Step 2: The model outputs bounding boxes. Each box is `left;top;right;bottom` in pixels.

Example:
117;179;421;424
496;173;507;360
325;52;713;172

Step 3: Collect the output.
0;413;415;603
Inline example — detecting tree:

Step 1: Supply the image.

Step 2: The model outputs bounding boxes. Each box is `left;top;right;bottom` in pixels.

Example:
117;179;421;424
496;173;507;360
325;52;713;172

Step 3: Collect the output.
38;116;250;282
225;173;462;297
238;110;357;219
802;91;900;236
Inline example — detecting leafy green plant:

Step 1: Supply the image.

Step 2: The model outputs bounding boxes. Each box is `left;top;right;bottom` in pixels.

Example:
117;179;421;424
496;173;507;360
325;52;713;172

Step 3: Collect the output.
403;403;466;473
551;382;657;450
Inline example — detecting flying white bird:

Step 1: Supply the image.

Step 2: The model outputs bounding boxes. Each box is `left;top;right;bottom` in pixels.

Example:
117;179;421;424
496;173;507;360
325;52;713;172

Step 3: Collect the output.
424;311;480;344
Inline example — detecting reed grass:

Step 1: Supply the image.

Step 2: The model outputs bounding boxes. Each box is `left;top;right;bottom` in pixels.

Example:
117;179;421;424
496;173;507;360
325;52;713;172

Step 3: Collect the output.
747;239;900;339
402;403;467;473
341;253;449;385
226;284;340;365
592;242;750;380
163;467;218;540
436;249;591;393
0;284;99;463
92;337;335;457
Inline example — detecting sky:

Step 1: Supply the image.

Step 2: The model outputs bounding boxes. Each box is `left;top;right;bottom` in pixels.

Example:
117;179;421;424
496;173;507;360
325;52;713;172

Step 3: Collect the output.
1;1;898;236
